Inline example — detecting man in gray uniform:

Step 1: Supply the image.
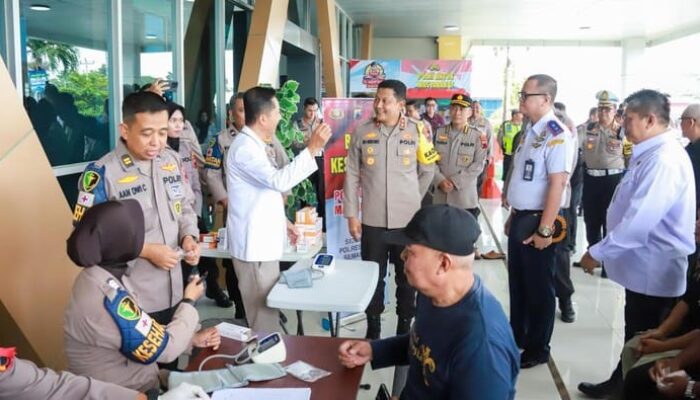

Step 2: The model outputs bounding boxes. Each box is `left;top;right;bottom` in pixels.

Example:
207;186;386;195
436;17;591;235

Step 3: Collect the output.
72;92;200;330
344;79;436;339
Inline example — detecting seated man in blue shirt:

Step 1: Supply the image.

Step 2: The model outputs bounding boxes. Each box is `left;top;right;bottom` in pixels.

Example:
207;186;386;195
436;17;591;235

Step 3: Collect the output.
337;204;520;399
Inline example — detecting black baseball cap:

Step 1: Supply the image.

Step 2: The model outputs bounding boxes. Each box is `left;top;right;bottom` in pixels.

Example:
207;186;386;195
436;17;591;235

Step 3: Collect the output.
384;204;481;256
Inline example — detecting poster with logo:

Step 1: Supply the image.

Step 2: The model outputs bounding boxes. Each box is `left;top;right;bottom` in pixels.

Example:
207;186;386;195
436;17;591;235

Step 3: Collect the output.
322;98;375;259
349;59;472;99
402;59;471;99
348;60;401;96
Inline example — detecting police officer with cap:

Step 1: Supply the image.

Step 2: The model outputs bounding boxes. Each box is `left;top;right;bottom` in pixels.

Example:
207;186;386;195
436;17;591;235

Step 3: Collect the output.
576;90;629;277
433;93;488;219
73;91;199;332
344;79;436;339
505;74;574;368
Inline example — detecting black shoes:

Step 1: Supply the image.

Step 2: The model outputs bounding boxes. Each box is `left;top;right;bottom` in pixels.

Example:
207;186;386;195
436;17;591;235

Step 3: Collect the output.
520;351;549;369
578;379;619;399
559;298;576;323
206;286;233;308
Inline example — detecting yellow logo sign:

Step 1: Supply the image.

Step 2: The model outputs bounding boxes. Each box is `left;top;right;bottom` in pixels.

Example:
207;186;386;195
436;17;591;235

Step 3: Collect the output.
366;157;375;166
161;163;177;172
367;147;375;154
547;139;565;148
364;132;377;139
117;175;139;184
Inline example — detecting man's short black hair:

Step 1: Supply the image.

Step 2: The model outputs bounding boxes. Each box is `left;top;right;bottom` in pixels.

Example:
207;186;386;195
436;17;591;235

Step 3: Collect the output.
624;89;671;126
229;92;245;109
511;109;522;117
526;74;557;101
554;102;566;112
243;86;277;126
377;79;406;102
424;97;437;105
406;99;418;108
303;97;319;108
122;91;168;124
589;107;598;116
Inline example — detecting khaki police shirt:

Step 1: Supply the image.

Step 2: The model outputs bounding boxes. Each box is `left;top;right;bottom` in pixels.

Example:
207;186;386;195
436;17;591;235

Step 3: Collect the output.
64;267;198;392
172;132;203;217
344;116;435;229
73;140;199;312
432;124;488;209
580;122;626;170
204;126;291;204
0;358;140;400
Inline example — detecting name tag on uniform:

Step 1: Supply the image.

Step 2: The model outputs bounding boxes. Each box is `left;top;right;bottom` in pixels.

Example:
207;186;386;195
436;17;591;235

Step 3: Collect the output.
523;159;535;181
167;182;184;200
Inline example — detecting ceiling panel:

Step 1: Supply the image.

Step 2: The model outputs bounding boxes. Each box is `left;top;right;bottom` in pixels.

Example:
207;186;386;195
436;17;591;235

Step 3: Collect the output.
336;0;700;41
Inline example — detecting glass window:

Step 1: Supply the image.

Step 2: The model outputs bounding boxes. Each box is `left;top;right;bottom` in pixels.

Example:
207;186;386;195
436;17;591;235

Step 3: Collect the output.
122;0;175;98
20;0;111;168
0;0;6;64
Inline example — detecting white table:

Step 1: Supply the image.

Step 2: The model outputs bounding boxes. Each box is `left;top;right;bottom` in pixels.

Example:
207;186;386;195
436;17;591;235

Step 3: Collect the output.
199;238;324;263
266;258;379;336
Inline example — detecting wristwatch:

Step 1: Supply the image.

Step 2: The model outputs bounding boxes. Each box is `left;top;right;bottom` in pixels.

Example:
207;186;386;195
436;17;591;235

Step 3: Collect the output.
536;225;553;238
686;380;696;399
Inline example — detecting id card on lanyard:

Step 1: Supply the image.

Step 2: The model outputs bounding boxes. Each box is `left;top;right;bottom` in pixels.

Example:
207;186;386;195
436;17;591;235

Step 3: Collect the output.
523;160;535;181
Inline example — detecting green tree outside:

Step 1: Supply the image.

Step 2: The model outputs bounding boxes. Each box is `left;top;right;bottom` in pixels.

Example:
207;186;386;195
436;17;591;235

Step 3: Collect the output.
54;69;109;118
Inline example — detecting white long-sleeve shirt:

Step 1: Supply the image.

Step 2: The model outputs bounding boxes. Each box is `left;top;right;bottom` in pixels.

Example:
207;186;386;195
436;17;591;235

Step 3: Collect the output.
226;126;317;261
589;130;696;297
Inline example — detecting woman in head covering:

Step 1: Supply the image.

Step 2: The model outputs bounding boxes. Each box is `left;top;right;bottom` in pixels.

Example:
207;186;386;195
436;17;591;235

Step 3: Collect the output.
64;199;220;392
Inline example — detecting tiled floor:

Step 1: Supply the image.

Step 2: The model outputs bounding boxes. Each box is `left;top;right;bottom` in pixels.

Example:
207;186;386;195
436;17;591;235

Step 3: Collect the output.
194;198;626;399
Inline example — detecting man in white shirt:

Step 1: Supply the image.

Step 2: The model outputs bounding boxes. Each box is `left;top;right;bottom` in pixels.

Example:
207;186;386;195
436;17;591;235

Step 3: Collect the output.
226;86;331;332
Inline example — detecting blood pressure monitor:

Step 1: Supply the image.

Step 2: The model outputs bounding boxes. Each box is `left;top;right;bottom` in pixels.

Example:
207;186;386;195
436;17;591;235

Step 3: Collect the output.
250;332;286;364
312;253;335;272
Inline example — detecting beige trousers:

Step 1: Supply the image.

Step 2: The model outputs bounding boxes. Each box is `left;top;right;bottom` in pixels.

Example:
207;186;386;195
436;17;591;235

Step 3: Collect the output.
232;258;280;332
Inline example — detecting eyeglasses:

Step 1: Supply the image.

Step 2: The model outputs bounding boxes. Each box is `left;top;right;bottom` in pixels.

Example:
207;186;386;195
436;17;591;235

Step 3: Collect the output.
518;92;548;101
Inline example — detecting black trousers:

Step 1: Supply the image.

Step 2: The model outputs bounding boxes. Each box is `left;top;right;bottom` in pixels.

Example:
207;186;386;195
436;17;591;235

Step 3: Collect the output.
502;154;513;181
554;208;575;300
361;224;416;320
569;174;583;251
608;290;676;384
582;173;623;247
508;211;557;357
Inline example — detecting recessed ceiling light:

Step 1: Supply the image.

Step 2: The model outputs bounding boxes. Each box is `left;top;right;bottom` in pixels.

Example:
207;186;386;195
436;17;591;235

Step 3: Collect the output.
444;25;459;32
30;4;51;11
145;34;158;40
579;26;591;30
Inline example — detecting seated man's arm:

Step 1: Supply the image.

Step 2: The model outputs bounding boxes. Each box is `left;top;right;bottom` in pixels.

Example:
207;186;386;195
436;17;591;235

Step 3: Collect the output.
370;334;411;369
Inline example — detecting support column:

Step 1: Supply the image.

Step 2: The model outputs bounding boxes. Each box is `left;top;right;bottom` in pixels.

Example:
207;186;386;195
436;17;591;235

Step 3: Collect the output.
360;24;373;59
238;0;289;90
315;0;343;97
0;57;79;370
2;0;21;97
438;35;462;60
621;37;646;97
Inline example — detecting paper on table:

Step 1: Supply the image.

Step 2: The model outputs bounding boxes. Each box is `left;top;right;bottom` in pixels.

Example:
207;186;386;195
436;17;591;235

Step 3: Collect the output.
212;388;311;400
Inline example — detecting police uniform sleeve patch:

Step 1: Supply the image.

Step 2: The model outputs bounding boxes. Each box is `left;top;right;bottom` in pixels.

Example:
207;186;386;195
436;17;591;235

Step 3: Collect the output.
204;139;223;170
103;287;170;364
74;163;108;223
547;120;564;136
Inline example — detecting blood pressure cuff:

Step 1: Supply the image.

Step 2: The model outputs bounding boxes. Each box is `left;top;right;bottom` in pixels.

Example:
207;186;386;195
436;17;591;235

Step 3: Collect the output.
168;363;286;393
103;287;170;364
513;212;567;244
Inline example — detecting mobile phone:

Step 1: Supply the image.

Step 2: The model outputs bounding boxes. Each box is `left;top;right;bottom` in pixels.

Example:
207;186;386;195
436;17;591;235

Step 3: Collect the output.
375;383;390;400
197;270;209;284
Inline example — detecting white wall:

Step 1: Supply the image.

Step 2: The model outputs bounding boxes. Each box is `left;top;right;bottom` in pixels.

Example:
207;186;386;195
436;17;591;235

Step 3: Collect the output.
372;37;437;59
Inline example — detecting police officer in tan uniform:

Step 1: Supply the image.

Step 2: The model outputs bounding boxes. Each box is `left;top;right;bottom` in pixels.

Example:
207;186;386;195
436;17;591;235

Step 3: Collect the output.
433;93;488;217
73;91;200;333
295;97;325;223
470;100;494;192
0;352;209;399
65;200;220;392
344;79;436;339
577;90;629;277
